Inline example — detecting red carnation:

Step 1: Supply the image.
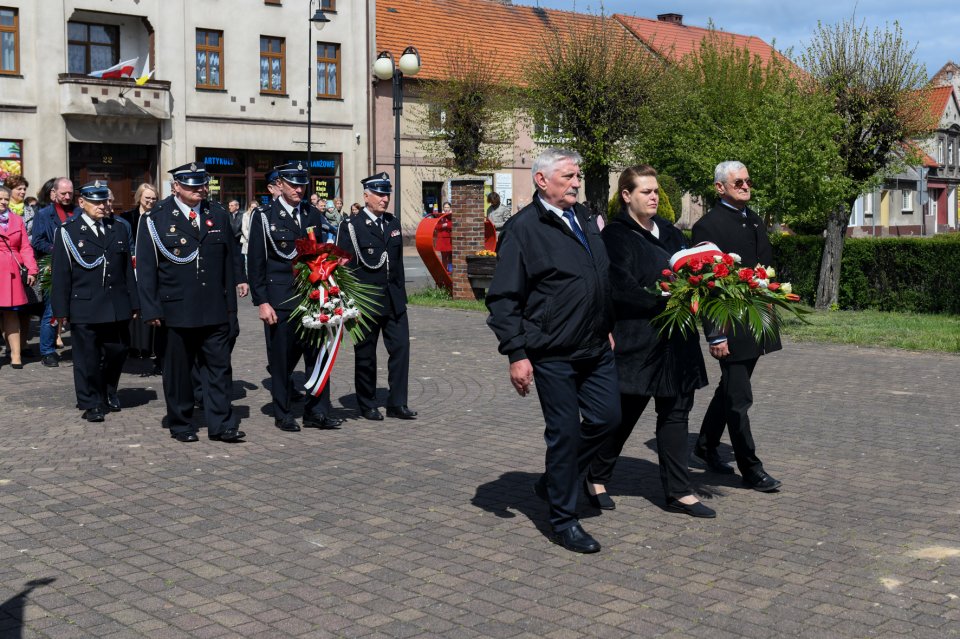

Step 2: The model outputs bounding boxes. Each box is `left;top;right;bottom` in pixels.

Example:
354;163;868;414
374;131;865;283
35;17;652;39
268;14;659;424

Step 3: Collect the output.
659;281;671;292
334;307;343;316
661;269;672;277
738;268;754;282
309;290;321;301
688;275;702;286
748;279;759;289
767;282;781;291
707;280;716;289
328;286;340;296
689;258;704;273
756;267;767;279
713;264;730;278
318;313;330;322
722;254;735;266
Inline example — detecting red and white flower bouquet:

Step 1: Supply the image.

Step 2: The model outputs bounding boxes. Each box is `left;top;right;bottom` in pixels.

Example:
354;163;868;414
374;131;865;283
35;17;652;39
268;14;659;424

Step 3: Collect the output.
651;242;808;341
288;229;380;395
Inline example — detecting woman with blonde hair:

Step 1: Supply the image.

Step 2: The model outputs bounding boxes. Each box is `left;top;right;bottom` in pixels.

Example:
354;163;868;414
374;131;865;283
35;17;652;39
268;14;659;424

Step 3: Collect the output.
0;185;38;369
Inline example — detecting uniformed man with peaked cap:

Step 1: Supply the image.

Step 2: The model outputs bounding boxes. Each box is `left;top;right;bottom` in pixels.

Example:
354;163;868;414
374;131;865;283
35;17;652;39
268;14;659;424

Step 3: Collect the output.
51;180;139;423
336;172;416;421
135;162;245;443
248;162;341;431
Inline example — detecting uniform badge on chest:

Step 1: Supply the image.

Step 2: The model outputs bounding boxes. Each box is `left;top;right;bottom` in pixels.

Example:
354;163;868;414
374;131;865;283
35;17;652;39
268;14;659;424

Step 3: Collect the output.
169;225;177;233
367;248;374;254
206;219;214;227
78;241;84;248
180;238;187;245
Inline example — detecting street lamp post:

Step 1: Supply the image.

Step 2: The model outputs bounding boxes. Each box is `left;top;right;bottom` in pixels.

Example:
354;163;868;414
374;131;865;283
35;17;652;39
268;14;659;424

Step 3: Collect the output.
373;46;421;224
307;4;330;196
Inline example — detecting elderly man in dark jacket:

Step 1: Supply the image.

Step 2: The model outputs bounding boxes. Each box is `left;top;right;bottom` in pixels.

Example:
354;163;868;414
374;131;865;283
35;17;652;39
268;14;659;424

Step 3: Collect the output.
486;148;619;554
691;161;782;492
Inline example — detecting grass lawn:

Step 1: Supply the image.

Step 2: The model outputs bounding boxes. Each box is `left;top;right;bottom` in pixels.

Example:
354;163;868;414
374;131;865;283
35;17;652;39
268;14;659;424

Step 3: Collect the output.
408;288;960;354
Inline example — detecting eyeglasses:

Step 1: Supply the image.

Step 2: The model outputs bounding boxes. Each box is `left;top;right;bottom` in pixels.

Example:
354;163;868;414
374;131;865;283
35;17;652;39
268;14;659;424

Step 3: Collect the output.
730;179;753;189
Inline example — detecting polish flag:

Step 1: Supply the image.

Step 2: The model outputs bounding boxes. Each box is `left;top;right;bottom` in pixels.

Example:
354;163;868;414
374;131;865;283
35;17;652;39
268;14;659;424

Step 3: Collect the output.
89;57;139;79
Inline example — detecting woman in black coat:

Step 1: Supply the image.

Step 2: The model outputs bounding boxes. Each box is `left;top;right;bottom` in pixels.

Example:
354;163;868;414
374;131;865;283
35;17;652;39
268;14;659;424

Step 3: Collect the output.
585;165;714;517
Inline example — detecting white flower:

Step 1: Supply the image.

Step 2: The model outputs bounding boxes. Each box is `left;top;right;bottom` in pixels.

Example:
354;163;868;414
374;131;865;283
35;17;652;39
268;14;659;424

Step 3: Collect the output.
713;255;724;263
781;282;792;294
757;279;769;289
728;252;742;263
765;266;776;278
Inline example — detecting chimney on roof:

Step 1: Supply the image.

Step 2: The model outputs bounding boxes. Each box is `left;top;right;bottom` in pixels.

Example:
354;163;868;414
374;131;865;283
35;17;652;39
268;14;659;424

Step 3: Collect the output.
657;13;683;25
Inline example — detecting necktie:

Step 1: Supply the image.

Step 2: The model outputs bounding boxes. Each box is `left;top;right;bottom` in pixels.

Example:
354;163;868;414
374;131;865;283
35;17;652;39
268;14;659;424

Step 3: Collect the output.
95;221;104;237
293;207;301;227
376;217;384;235
562;209;591;255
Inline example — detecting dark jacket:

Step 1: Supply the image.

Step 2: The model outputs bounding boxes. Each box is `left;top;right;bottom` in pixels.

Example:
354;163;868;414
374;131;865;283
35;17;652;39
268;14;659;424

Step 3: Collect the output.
336;210;407;318
486;197;612;363
134;195;237;327
247;198;333;310
603;214;708;396
121;207;145;254
691;201;782;361
51;215;138;324
31;203;81;257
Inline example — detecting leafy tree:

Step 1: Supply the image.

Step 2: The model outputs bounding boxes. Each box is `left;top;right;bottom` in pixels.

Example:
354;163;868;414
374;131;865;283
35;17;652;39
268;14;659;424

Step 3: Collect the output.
524;14;663;214
417;44;516;175
638;30;848;231
801;18;932;308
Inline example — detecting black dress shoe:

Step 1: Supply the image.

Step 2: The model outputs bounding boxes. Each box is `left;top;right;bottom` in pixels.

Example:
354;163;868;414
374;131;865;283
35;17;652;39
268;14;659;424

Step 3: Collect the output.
81;407;105;423
303;413;343;429
549;523;601;553
275;417;301;432
692;444;735;474
171;431;199;443
584;480;615;510
361;408;384;421
41;354;59;368
386;405;417;419
744;471;782;492
209;429;246;442
10;363;23;370
666;497;717;518
106;393;121;412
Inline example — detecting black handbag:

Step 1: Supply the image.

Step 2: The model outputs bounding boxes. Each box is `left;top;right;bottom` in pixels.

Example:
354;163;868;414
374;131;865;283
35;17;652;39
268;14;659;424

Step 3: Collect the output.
0;233;42;304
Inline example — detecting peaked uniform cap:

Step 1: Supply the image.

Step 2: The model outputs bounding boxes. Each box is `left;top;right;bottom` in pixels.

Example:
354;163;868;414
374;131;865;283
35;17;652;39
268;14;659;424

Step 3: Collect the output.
361;172;392;195
274;162;309;186
169;162;210;186
78;180;110;202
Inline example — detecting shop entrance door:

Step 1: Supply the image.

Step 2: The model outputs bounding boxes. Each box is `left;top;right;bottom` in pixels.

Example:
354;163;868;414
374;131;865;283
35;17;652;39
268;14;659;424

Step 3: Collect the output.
69;143;157;214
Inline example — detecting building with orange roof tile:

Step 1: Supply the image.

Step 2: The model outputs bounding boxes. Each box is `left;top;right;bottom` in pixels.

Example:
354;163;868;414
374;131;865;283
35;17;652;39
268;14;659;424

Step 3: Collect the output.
849;84;960;236
373;0;784;236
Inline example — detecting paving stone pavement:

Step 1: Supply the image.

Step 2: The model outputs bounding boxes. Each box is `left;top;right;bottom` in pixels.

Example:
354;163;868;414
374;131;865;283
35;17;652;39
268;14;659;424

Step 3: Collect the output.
1;303;959;638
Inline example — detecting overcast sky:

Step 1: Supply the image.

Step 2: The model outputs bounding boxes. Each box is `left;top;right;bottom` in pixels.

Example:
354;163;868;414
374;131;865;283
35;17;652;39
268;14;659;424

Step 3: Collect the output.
520;1;957;79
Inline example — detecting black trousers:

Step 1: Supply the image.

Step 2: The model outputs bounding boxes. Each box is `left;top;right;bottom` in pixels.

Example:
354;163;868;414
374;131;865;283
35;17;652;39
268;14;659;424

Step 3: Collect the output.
163;323;234;436
353;311;410;411
264;308;331;420
589;392;696;500
532;349;620;532
696;356;764;478
71;321;127;411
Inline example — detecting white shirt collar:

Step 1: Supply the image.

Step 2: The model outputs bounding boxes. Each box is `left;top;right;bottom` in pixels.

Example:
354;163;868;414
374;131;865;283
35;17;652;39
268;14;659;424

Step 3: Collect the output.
364;208;383;225
719;199;747;216
279;195;298;215
538;195;580;229
81;213;100;230
173;196;199;215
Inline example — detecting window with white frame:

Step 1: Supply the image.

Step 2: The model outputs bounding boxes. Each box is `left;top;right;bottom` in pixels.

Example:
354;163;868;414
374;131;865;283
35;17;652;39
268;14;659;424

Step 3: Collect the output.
950;140;956;167
864;192;873;217
938;140;944;165
901;189;913;212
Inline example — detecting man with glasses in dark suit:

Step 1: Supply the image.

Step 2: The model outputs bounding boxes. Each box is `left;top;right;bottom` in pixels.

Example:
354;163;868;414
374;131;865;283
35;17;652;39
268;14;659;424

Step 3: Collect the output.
690;161;783;492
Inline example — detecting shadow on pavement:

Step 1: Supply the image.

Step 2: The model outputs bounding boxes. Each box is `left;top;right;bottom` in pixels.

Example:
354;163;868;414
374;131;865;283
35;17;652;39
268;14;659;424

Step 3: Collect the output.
471;471;553;539
0;577;56;639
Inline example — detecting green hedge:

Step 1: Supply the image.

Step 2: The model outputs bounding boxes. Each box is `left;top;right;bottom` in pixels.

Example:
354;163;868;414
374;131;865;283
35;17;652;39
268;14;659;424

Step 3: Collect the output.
770;233;960;313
